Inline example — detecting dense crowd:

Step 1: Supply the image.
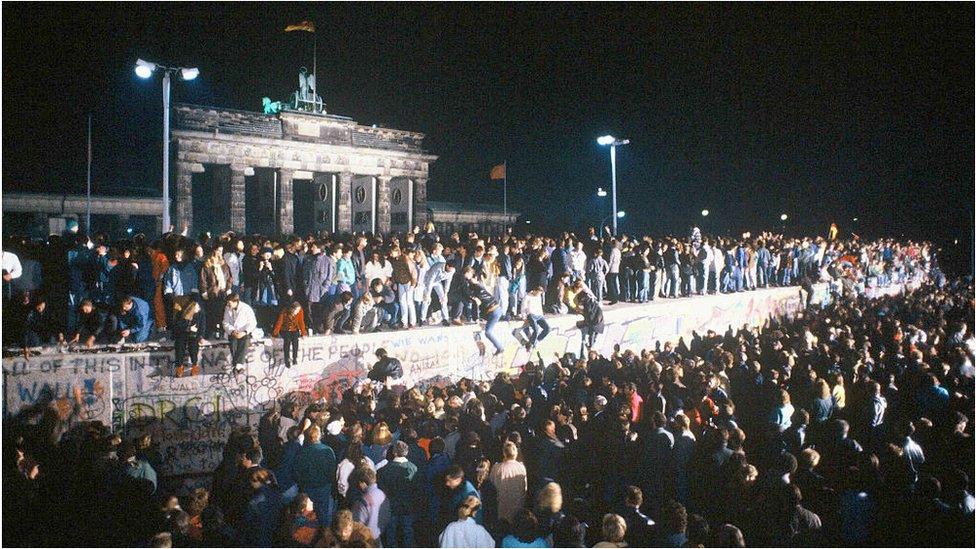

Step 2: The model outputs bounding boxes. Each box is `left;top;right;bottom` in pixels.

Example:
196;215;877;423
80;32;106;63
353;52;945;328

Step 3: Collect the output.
3;222;971;547
2;224;936;366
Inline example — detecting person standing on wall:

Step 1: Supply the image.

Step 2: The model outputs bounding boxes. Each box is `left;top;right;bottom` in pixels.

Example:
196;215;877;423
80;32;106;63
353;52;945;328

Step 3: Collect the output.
462;266;505;356
172;300;204;377
272;300;308;369
302;240;333;334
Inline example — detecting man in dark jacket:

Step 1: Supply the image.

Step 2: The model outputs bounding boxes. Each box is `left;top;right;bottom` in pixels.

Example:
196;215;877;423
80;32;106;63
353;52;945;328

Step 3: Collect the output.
295;425;337;527
575;291;604;354
368;348;403;385
301;240;333;333
619;486;656;547
322;291;353;334
377;441;419;547
279;238;303;302
533;420;565;489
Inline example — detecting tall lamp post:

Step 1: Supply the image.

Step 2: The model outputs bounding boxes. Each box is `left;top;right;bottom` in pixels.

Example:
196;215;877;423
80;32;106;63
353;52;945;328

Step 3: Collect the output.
597;135;629;235
135;59;199;234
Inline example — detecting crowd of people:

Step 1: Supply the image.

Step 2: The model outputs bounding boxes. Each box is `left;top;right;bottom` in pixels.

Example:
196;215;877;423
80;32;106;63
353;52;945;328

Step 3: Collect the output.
3;221;972;547
2;224;936;366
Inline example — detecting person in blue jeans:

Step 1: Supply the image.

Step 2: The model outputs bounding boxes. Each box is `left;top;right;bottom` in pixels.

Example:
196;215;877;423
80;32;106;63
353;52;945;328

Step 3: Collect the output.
462;267;504;356
512;286;550;350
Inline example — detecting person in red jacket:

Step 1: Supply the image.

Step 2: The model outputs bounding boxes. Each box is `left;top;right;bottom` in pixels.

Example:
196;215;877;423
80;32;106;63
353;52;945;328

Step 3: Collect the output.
272;300;308;368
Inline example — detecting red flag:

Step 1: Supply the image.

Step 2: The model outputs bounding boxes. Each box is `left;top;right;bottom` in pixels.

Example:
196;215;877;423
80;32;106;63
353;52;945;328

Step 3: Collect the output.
285;21;316;33
490;163;506;180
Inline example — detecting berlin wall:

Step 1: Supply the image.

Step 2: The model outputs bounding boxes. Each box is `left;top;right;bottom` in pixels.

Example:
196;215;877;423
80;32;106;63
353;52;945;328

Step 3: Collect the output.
4;282;911;482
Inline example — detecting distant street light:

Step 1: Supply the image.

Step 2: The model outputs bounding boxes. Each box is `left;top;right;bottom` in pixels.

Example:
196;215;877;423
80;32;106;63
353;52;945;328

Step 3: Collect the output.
701;209;709;217
135;58;200;234
780;213;788;221
617;210;626;218
597;187;607;197
596;135;630;235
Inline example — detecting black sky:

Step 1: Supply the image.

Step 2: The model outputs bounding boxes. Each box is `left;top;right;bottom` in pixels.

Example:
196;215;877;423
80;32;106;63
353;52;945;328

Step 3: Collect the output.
3;3;973;266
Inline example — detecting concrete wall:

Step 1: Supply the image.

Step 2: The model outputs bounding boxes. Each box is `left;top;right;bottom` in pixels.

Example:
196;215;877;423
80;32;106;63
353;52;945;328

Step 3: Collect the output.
3;284;846;481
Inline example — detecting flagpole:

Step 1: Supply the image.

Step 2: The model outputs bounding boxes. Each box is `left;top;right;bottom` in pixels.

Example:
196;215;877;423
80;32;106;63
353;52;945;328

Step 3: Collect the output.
86;113;92;237
312;29;317;112
503;161;507;235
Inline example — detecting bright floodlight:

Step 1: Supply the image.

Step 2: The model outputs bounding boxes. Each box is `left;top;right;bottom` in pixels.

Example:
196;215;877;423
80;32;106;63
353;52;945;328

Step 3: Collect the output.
617;210;626;218
597;188;607;197
181;67;200;81
701;209;709;217
780;213;788;221
597;135;615;146
135;59;155;78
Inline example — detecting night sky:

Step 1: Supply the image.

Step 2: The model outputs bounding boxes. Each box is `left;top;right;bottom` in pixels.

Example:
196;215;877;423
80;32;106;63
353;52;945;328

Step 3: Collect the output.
3;3;973;268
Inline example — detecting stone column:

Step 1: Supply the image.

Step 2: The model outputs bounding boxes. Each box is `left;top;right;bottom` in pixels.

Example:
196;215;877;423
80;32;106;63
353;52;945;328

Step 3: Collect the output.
413;177;428;228
278;169;295;235
174;161;194;234
229;166;246;233
337;172;353;233
376;176;392;235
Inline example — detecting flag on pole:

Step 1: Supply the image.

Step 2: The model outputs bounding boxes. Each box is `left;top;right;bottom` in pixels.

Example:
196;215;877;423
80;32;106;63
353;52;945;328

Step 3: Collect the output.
285;21;316;32
490;163;506;180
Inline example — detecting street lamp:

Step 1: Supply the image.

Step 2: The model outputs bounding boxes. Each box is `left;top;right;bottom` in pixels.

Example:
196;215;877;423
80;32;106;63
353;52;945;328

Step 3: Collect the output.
780;213;788;221
135;58;200;234
701;209;709;217
596;187;607;197
597;135;630;235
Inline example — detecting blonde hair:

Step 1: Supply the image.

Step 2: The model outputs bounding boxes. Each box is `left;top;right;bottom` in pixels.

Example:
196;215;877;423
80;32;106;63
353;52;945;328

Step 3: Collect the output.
458;495;481;520
371;422;393;446
816;379;831;399
536;481;563;514
204;248;225;268
182;300;200;321
305;425;322;443
601;513;627;543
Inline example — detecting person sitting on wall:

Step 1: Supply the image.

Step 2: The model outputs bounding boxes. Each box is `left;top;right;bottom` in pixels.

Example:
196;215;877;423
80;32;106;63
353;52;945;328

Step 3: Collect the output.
223;293;257;373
